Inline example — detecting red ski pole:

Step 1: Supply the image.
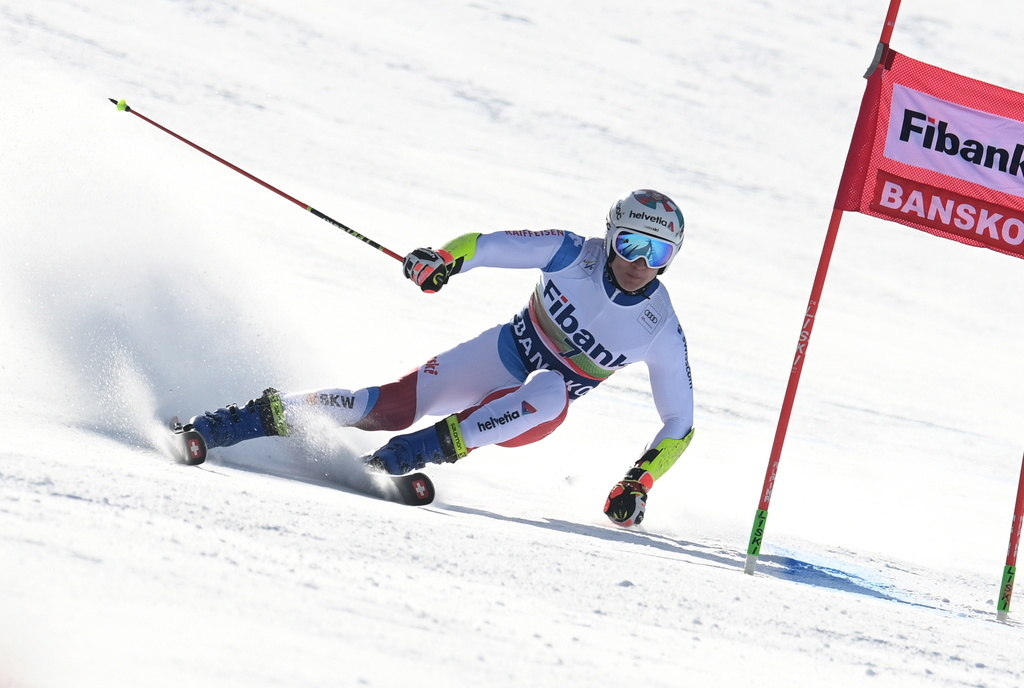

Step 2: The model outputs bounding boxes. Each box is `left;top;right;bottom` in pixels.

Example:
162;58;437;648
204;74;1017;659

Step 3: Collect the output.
108;98;403;262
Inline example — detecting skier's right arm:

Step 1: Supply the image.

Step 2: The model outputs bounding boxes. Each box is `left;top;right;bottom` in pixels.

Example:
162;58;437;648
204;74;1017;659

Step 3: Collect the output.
403;230;581;293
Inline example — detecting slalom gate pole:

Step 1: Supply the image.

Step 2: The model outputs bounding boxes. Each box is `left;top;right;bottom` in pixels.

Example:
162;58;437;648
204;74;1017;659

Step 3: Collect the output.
108;98;403;262
742;0;903;576
878;0;902;45
997;450;1024;622
743;208;844;574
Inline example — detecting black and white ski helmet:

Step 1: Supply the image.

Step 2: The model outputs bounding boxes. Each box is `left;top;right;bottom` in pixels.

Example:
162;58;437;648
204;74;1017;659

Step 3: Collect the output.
604;189;685;270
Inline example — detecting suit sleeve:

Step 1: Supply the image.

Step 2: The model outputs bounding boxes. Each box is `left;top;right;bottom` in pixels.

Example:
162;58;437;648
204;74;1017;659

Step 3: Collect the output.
441;230;584;273
645;318;695;447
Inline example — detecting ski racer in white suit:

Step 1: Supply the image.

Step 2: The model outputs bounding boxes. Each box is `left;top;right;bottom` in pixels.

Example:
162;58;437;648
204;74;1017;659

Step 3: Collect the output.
177;189;695;527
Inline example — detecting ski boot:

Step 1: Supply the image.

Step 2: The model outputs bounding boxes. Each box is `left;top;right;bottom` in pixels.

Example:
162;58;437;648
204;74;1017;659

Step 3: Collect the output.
365;415;468;475
171;388;288;465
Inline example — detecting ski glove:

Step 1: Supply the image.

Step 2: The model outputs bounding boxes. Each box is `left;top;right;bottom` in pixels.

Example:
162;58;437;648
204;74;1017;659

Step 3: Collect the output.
604;467;654;528
604;431;693;527
403;248;454;293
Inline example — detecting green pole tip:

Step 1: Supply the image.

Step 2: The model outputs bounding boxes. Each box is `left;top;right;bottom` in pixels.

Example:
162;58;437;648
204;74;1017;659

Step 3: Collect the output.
108;98;130;112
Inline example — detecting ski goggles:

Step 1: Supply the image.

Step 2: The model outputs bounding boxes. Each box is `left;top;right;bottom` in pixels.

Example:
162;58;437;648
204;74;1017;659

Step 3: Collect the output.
611;230;676;269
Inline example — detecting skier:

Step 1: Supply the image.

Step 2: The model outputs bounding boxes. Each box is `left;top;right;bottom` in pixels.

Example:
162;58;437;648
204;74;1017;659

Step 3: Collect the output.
173;189;694;527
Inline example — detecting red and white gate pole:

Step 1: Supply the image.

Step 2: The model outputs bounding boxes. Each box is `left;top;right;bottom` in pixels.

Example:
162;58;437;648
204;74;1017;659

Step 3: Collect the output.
997;450;1024;621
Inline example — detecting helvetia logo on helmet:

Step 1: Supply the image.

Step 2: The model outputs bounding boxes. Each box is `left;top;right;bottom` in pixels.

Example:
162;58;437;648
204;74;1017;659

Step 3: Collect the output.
628;209;676;232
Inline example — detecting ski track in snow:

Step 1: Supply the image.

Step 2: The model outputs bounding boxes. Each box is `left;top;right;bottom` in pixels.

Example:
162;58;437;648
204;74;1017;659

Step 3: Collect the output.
2;0;1024;686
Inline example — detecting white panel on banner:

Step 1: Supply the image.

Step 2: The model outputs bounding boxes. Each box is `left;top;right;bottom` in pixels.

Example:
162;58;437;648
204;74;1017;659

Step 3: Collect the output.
884;84;1024;199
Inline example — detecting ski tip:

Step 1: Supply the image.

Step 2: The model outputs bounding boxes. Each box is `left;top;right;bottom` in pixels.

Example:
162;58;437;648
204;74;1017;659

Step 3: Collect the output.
108;97;130;112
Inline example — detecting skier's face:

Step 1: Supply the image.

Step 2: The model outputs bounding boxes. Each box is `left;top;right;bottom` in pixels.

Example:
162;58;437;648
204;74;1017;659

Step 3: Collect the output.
609;253;659;292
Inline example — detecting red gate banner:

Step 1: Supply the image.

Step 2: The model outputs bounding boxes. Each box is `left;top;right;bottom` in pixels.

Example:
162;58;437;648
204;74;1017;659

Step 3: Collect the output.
836;49;1024;260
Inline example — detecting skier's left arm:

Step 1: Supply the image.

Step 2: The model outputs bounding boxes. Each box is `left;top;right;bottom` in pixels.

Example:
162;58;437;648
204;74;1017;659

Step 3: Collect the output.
603;320;694;527
639;321;695;480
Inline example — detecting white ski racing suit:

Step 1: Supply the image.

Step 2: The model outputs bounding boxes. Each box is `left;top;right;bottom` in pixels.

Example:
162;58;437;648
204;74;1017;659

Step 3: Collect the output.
280;229;694;460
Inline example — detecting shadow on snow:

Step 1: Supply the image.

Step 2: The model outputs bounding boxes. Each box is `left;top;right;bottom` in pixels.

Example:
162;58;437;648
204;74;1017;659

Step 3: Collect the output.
442;504;935;609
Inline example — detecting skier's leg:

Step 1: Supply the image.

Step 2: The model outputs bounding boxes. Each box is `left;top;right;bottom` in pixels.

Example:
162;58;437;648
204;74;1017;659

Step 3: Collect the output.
278;385;398;430
350;324;522;431
228;325;519;438
458;369;569;448
186;324;517;439
366;369;569;475
181;325;523;465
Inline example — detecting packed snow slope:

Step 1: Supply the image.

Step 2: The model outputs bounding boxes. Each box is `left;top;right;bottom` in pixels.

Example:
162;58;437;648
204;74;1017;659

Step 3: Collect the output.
2;1;1024;686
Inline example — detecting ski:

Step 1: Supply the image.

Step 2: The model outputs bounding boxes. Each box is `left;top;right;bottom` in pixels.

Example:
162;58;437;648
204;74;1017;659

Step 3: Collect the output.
169;417;434;506
169;416;207;465
363;470;436;506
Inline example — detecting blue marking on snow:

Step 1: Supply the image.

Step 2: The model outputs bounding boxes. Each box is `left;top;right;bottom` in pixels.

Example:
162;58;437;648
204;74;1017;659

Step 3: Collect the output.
758;554;897;600
756;551;935;609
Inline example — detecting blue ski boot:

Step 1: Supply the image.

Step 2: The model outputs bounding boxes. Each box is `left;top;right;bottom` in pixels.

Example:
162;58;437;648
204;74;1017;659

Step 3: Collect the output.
172;388;289;465
365;415;468;475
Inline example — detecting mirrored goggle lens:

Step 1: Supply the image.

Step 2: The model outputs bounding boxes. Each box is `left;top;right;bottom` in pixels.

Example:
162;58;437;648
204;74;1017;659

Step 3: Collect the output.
613;231;675;268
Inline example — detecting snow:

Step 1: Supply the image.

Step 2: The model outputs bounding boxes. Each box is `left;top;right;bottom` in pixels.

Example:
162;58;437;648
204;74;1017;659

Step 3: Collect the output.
2;0;1024;686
